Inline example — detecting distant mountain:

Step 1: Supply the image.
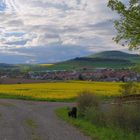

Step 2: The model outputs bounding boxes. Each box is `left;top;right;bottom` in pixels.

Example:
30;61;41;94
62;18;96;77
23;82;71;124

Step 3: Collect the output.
88;51;140;64
0;63;15;69
45;51;140;70
0;51;139;71
88;51;138;59
0;63;53;72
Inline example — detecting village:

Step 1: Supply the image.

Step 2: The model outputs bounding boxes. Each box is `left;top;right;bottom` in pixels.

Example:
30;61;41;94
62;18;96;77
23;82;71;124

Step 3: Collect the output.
24;68;140;82
0;67;140;83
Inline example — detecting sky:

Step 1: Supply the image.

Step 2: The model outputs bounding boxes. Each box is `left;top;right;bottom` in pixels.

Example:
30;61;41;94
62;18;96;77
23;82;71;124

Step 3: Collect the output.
0;0;131;64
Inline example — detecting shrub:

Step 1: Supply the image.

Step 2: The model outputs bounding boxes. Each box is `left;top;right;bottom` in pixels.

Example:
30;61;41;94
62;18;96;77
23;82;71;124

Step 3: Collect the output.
77;91;100;116
77;91;140;133
123;103;140;133
84;107;105;126
107;103;127;128
106;102;140;133
120;82;140;95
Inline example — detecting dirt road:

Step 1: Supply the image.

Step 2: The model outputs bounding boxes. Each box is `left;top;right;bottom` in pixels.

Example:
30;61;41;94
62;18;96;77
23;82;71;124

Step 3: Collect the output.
0;99;91;140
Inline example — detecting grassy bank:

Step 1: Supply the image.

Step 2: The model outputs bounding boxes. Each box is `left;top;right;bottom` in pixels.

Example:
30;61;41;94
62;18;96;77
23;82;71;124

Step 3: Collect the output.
56;108;140;140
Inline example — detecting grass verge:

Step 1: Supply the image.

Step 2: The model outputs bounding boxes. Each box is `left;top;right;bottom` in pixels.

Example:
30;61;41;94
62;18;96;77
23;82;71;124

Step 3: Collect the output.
0;93;76;102
56;107;140;140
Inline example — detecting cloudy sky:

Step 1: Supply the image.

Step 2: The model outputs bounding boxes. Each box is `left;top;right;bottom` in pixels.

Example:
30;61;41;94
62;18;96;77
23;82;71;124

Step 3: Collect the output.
0;0;130;64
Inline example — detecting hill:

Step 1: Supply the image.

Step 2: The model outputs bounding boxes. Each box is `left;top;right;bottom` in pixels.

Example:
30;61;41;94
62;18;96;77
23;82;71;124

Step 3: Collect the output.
89;51;140;64
0;63;15;69
0;63;48;73
0;51;139;71
45;51;140;70
89;51;137;59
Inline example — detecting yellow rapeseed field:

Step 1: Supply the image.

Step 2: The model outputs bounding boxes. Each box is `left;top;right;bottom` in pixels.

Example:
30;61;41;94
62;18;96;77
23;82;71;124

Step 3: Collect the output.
0;81;124;101
39;64;53;66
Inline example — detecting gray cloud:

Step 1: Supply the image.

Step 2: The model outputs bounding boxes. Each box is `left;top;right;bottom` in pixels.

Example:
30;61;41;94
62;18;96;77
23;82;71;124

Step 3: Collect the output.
0;0;130;63
11;44;92;63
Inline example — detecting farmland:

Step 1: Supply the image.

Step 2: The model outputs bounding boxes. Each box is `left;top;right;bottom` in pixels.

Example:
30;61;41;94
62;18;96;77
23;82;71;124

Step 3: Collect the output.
0;81;124;101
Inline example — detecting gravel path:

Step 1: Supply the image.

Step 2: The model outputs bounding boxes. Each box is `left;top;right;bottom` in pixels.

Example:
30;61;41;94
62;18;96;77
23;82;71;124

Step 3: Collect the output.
0;99;91;140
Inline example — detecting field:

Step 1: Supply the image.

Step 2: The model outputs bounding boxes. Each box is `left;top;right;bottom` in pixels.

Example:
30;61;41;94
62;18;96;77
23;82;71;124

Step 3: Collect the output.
39;64;53;66
45;58;134;70
0;81;124;101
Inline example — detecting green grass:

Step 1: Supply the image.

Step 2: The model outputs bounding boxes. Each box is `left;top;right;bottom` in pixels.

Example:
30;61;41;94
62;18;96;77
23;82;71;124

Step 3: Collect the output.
56;107;140;140
0;93;76;102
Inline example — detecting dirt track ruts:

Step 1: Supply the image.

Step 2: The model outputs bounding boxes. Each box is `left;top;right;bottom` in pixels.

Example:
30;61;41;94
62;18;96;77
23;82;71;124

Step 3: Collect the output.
0;99;91;140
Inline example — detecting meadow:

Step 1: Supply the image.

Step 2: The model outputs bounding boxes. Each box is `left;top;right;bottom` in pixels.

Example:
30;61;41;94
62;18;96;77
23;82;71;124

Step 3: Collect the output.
0;81;124;101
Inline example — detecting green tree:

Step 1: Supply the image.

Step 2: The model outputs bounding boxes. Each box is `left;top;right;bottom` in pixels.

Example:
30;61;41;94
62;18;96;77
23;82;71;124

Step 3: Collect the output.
108;0;140;50
120;82;140;95
132;64;140;73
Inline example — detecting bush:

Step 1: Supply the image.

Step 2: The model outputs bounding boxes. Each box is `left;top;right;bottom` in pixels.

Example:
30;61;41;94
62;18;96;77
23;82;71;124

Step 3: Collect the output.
84;107;105;126
77;91;100;116
105;102;140;133
77;91;140;133
120;82;140;95
106;103;127;128
83;102;140;133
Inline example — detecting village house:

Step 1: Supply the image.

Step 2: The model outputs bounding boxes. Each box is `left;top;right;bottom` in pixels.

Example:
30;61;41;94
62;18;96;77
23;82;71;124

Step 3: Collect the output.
24;69;140;82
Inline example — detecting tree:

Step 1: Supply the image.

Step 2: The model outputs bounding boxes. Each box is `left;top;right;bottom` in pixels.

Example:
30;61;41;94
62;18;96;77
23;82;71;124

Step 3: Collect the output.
78;74;84;80
132;64;140;72
108;0;140;50
120;82;140;95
